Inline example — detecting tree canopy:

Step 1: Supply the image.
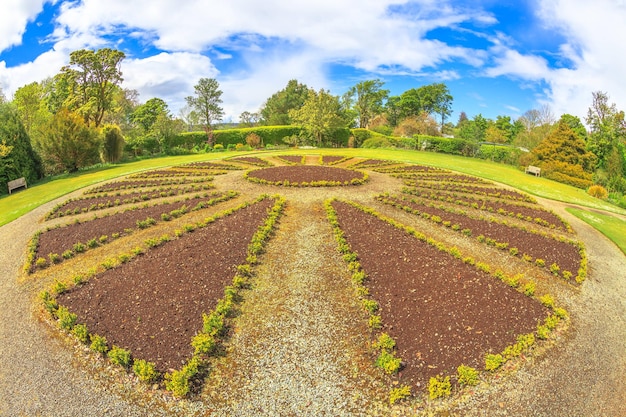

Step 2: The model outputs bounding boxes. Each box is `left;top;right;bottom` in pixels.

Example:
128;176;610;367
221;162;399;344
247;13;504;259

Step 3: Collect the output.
185;78;224;145
346;79;389;129
260;79;309;125
289;89;348;145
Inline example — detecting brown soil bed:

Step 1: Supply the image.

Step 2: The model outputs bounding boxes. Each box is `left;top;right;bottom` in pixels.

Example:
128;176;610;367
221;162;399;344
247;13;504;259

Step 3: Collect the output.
350;159;396;168
331;200;550;389
381;195;582;281
395;173;491;184
85;177;209;194
57;198;274;372
375;164;444;173
405;179;535;202
228;156;273;166
320;155;349;164
181;161;243;170
32;191;236;270
127;169;210;178
47;184;214;219
403;187;569;231
275;155;304;164
246;165;366;185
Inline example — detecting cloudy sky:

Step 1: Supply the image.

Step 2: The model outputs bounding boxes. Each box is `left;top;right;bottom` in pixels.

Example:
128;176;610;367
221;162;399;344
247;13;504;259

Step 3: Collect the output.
1;0;625;124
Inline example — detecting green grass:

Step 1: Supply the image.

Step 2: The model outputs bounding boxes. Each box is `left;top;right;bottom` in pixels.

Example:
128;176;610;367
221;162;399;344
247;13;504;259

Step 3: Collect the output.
2;147;626;227
566;208;626;255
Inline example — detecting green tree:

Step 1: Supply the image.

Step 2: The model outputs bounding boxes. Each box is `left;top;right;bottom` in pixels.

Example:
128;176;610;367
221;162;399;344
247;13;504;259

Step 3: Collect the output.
586;91;626;169
12;81;52;146
100;124;125;163
418;83;453;130
559;114;587;141
289;89;347;145
131;98;169;133
385;96;402;128
38;108;101;173
398;88;421;119
0;104;44;193
239;111;260;127
346;79;389;128
185;78;224;146
58;48;126;127
260;79;309;125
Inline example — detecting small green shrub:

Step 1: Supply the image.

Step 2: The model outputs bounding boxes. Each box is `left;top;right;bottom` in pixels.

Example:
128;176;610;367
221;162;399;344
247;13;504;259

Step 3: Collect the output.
389;385;411;405
35;257;48;268
73;242;86;253
86;238;98;248
457;364;479;386
90;334;108;354
72;323;89;343
108;346;132;368
133;359;159;383
368;315;382;329
99;235;108;244
485;353;504;372
428;375;451;399
523;281;536;296
192;333;216;355
62;250;74;259
539;293;555;308
375;350;401;374
49;253;61;264
362;299;379;314
374;333;396;351
56;306;77;330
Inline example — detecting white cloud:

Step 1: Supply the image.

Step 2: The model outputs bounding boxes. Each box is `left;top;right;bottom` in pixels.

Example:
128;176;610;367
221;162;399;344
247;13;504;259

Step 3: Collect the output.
485;48;550;81
0;49;67;99
0;0;49;53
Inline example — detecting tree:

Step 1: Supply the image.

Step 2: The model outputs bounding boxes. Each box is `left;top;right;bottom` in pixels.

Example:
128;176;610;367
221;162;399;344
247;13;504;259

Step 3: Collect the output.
0;104;43;193
398;88;421;119
38;108;101;173
418;83;453;130
185;78;224;146
558;114;587;141
289;89;347;145
100;124;125;163
178;104;200;131
346;79;389;128
385;96;402;127
12;81;52;145
131;98;170;133
393;112;439;137
586;91;626;169
260;79;309;125
58;48;126;127
239;111;260;127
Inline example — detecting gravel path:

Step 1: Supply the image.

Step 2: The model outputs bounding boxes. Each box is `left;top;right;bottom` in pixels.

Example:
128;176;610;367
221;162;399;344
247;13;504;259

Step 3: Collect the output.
0;165;625;416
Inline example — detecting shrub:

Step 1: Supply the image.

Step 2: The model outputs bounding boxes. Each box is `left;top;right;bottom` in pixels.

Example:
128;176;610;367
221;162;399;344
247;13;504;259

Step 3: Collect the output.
485;353;504;371
73;242;86;253
62;250;74;259
389;385;411;405
368;315;382;329
523;281;536;296
90;334;108;354
539;293;555;308
428;375;452;399
245;133;262;148
588;184;608;199
192;333;216;355
133;359;159;383
374;333;396;351
72;323;89;343
108;346;132;368
457;365;479;386
56;306;77;330
375;350;401;374
49;253;61;264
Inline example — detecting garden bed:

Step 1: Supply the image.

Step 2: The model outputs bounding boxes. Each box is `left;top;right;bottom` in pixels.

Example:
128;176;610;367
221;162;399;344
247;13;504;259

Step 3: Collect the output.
245;165;367;186
331;200;551;390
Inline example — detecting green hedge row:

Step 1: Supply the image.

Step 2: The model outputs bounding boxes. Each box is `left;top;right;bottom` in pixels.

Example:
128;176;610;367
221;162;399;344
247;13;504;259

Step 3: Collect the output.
173;126;304;149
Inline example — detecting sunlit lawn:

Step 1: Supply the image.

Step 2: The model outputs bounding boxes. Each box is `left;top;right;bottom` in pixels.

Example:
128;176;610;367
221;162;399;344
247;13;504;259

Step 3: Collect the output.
566;207;626;255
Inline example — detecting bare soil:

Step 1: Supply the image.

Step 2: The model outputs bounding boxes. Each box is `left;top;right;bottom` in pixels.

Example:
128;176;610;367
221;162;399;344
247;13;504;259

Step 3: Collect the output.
246;165;366;185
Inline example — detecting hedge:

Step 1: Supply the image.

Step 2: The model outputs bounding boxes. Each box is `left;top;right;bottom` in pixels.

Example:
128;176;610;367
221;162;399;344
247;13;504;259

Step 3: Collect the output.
173;126;304;149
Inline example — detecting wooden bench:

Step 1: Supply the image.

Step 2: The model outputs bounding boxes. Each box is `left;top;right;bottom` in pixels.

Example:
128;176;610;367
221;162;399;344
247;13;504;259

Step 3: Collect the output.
525;165;541;177
7;177;27;194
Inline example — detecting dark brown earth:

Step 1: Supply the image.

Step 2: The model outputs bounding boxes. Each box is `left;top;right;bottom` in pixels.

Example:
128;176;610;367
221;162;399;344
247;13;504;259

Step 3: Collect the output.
275;155;304;164
85;177;206;194
246;165;366;185
405;179;535;202
320;155;349;164
332;200;550;389
33;191;235;270
57;198;274;372
380;195;582;281
228;156;273;166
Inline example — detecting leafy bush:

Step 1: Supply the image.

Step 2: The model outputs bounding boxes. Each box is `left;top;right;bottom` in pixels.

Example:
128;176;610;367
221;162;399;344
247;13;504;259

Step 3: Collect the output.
428;375;452;399
89;334;108;354
588;184;608;199
375;350;401;374
485;353;504;371
457;364;479;386
72;323;89;343
108;346;132;368
56;306;77;330
133;359;159;383
389;385;411;404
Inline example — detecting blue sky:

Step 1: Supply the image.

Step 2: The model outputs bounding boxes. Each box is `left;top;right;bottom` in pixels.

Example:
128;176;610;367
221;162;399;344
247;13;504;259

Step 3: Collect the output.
1;0;625;125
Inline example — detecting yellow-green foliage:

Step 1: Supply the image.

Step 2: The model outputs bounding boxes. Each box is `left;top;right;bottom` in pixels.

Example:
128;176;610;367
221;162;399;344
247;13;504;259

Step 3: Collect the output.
457;364;479;386
375;350;401;374
389;385;411;405
485;353;504;372
428;375;451;399
587;184;608;199
108;346;132;368
133;359;159;383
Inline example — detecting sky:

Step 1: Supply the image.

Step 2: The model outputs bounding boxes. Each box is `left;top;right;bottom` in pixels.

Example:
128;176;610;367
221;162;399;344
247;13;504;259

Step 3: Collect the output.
1;0;625;125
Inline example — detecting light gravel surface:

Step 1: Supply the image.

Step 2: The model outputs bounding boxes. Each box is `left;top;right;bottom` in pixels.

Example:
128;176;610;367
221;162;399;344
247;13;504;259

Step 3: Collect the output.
0;164;625;416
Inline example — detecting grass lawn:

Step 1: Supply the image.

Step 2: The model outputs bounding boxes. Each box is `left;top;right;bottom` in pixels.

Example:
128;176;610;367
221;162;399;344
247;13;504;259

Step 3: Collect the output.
566;207;626;255
2;147;626;227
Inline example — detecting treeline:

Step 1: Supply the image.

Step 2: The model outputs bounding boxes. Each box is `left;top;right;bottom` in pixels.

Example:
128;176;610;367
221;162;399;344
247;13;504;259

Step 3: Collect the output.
0;47;625;207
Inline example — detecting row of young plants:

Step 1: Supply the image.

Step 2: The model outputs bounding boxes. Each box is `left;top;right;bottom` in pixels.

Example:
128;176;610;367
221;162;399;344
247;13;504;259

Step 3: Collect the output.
39;194;286;398
274;155;306;165
377;194;586;284
243;169;369;187
402;186;571;232
46;183;215;219
329;199;569;403
373;164;444;174
324;198;411;406
403;179;537;203
27;191;239;272
226;156;274;167
390;172;492;185
180;161;244;170
319;155;352;165
126;169;215;178
348;159;398;169
84;176;211;194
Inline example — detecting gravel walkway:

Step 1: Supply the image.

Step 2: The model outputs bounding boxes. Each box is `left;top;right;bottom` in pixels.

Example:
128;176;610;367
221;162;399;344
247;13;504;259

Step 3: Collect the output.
0;166;625;416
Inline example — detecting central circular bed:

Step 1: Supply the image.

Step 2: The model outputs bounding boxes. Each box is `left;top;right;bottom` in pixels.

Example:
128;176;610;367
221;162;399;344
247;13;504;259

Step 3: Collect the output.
245;165;367;186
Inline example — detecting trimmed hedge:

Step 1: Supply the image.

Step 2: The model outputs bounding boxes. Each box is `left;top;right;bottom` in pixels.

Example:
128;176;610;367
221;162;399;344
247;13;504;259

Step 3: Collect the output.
173;126;304;149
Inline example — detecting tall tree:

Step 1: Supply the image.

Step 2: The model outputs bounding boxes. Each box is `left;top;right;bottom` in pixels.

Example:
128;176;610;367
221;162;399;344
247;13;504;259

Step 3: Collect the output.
58;48;126;127
385;96;402;127
260;79;309;125
239;111;260;127
131;98;170;133
289;89;347;145
12;81;52;143
418;83;453;130
185;78;224;146
100;124;125;163
38;108;101;173
0;104;43;192
346;79;389;128
586;91;626;168
398;88;421;119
